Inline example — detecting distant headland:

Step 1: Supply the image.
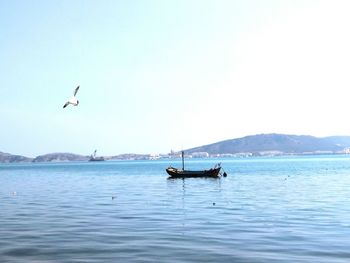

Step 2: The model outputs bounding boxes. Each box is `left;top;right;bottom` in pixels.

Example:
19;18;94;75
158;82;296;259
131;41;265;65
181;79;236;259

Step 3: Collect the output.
2;133;350;163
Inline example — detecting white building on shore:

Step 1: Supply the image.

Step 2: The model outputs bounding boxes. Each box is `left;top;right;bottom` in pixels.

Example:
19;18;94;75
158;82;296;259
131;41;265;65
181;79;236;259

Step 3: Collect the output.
191;152;209;158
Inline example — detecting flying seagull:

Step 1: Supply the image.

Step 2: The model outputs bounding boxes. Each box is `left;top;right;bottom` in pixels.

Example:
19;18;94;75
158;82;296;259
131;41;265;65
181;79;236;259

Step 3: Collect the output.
63;86;80;108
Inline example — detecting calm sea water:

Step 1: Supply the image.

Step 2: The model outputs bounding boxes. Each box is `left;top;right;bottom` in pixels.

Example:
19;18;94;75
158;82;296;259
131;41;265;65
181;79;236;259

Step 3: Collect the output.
1;155;350;262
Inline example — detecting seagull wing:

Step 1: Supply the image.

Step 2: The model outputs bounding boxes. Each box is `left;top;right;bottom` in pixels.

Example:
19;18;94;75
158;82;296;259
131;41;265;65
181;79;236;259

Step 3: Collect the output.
74;85;80;96
63;101;69;108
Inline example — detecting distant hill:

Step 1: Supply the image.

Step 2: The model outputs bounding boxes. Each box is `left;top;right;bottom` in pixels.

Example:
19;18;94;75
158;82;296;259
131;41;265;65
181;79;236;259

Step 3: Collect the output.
2;133;350;163
32;153;89;162
0;151;33;163
186;134;350;155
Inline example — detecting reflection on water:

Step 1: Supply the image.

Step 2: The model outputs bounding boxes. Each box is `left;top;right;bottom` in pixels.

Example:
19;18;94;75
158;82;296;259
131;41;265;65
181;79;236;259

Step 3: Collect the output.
1;156;350;262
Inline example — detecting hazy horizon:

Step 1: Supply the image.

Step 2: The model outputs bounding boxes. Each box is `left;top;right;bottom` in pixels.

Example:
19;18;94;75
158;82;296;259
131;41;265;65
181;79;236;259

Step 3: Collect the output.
2;0;350;157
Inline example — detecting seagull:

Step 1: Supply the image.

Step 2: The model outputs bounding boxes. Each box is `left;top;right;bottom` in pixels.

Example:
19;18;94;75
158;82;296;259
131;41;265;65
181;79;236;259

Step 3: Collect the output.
63;86;80;108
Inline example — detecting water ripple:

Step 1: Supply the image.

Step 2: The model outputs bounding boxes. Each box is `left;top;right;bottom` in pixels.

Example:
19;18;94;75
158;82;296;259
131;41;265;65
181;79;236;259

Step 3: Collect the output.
1;157;350;262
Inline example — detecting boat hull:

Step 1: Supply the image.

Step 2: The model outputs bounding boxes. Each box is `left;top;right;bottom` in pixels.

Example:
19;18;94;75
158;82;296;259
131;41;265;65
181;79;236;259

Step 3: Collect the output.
89;157;105;162
166;166;221;179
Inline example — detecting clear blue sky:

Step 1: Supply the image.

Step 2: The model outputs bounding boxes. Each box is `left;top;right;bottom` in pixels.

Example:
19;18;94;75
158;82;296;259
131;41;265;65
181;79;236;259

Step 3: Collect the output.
1;0;350;157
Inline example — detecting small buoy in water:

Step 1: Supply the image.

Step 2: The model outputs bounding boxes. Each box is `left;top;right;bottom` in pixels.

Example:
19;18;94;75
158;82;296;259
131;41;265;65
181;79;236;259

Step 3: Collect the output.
112;196;116;200
213;202;216;206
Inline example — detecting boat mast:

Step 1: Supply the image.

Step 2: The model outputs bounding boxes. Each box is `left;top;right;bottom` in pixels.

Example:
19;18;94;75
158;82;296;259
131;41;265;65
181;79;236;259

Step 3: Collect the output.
181;151;185;170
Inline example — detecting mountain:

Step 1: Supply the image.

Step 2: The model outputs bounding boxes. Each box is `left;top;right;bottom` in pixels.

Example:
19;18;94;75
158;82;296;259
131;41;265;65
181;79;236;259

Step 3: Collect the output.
0;151;33;163
185;134;350;155
2;133;350;163
32;153;89;162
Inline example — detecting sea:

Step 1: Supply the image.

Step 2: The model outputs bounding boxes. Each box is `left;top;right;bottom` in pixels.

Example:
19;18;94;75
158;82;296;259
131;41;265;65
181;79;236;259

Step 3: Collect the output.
1;155;350;263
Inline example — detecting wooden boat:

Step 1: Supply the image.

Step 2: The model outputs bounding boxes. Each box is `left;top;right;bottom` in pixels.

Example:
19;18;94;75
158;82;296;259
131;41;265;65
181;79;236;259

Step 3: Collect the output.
89;150;105;162
166;151;225;179
166;165;221;178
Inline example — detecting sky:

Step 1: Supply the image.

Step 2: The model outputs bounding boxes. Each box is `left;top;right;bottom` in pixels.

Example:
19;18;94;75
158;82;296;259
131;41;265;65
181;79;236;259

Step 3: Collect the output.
1;0;350;157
